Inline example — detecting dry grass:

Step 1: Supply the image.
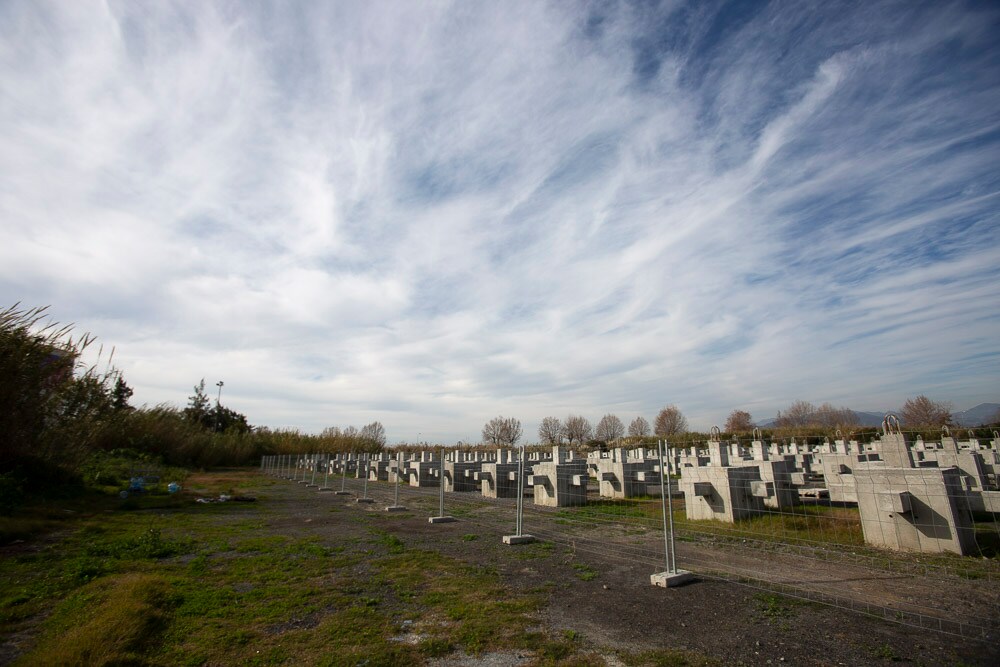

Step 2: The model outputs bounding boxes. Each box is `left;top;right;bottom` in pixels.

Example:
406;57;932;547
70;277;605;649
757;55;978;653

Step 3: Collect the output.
17;573;173;666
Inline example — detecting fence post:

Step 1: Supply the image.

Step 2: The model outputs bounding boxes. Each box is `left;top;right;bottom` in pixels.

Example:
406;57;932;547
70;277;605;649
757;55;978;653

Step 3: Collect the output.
651;439;693;587
335;452;352;495
430;446;456;523
504;444;534;544
386;451;407;512
357;452;374;503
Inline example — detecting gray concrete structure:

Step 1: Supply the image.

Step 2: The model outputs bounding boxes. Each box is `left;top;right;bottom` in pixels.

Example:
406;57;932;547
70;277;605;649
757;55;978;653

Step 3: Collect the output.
679;449;766;523
854;464;976;555
444;451;484;492
368;453;391;481
407;451;441;488
477;449;522;499
850;425;979;555
596;447;655;499
529;446;588;507
730;439;797;509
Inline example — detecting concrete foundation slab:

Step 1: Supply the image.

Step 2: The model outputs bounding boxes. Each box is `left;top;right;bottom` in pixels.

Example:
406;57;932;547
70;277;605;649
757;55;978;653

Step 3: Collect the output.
385;505;408;512
334;491;351;496
502;534;536;545
428;516;457;523
355;498;375;504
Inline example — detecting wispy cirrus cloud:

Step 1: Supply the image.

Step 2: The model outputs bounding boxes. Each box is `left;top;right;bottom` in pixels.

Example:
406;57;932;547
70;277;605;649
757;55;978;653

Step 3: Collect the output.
1;1;998;441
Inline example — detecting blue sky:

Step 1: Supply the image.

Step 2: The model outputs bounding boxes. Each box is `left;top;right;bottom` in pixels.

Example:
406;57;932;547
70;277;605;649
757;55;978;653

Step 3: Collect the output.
2;1;998;443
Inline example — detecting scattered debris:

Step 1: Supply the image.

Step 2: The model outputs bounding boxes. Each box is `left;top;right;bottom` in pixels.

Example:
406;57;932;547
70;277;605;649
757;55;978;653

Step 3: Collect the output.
195;494;257;504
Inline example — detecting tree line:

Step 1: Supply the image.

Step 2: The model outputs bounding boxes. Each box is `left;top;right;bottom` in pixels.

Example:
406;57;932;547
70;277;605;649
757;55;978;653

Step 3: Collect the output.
480;395;976;450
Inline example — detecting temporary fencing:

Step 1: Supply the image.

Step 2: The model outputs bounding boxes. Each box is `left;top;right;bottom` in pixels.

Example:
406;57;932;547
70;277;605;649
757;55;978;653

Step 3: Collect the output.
260;428;1000;641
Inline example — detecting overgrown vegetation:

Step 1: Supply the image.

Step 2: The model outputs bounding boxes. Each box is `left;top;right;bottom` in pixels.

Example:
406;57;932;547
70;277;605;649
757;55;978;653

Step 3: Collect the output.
0;304;387;508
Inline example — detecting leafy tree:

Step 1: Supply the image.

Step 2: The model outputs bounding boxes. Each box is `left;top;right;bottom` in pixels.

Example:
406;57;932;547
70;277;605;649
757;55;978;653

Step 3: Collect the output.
538;416;563;445
724;410;753;433
654;405;688;436
627;416;651;438
210;404;251;434
360;421;387;448
184;378;249;433
900;395;952;428
111;375;134;412
184;379;211;425
595;414;625;443
561;415;592;446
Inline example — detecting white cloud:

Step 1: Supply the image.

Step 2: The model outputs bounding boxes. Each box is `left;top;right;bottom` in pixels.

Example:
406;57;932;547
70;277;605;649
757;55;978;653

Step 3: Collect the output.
2;1;998;442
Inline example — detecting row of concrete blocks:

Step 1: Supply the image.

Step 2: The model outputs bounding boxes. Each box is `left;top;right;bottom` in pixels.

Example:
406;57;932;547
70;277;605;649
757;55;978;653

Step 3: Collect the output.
677;434;1000;556
270;446;666;507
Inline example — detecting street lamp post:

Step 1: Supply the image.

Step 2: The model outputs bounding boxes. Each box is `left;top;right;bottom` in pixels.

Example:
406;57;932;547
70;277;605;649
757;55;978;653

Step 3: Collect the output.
215;381;224;432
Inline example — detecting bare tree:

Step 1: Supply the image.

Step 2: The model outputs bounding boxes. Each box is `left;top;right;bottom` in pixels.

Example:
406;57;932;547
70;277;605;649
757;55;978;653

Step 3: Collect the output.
360;421;387;448
320;426;342;439
482;417;505;446
773;400;816;428
813;403;859;428
724;410;754;433
627;416;651;438
654;405;688;436
483;416;523;447
595;414;625;443
561;415;592;446
900;395;953;428
538;416;563;445
502;417;523;446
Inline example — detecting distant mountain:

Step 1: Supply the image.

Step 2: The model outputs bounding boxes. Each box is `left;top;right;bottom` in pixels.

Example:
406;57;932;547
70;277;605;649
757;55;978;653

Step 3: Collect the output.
952;403;1000;427
755;404;999;428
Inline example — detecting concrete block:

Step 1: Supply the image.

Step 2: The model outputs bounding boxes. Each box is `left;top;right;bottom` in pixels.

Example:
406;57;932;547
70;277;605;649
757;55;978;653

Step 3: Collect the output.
681;466;766;523
503;534;536;545
650;570;694;588
855;466;975;555
428;516;456;524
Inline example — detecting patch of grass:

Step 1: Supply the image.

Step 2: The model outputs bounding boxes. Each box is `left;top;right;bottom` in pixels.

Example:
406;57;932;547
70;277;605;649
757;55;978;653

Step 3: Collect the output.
870;643;900;661
86;527;193;560
674;504;865;548
16;573;175;666
419;636;455;657
753;592;799;621
462;533;479;541
512;540;556;560
572;563;598;581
